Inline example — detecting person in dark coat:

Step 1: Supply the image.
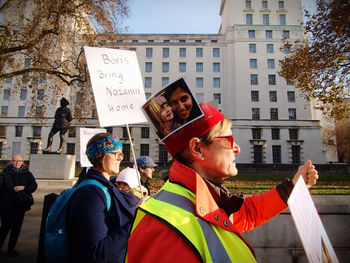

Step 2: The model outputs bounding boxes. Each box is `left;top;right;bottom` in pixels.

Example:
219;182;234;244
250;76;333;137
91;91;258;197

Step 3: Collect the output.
44;97;73;153
66;133;141;263
0;154;37;257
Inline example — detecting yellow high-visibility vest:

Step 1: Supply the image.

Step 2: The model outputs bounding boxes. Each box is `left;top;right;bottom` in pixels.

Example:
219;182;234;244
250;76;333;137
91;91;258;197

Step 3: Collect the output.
131;181;257;263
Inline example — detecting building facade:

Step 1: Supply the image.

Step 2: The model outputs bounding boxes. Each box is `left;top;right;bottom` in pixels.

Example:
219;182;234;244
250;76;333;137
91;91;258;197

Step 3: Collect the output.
0;0;327;165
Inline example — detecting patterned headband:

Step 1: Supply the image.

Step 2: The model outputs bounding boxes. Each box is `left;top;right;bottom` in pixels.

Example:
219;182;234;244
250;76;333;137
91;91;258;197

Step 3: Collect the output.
86;135;123;163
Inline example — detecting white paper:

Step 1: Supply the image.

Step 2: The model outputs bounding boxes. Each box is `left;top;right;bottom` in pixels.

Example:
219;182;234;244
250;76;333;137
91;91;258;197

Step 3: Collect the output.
288;176;339;263
79;128;106;167
84;46;147;127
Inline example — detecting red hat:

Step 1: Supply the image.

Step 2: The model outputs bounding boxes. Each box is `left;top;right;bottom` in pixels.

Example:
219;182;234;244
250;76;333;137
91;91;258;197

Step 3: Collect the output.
163;102;225;156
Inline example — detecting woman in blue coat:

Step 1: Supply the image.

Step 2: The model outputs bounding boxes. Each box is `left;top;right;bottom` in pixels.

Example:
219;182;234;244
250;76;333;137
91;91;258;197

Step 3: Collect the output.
67;133;140;263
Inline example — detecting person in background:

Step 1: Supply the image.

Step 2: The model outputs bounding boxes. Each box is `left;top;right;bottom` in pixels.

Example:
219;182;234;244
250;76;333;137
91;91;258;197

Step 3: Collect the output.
114;167;148;199
66;133;138;262
126;102;319;262
0;154;37;257
136;156;157;195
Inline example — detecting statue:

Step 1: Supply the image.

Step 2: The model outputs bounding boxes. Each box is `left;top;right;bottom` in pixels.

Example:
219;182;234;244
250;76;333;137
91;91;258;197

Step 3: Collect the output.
44;98;73;154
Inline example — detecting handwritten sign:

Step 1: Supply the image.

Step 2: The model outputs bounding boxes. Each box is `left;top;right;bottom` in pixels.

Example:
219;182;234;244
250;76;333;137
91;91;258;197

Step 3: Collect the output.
288;177;339;263
79;128;106;167
84;47;147;127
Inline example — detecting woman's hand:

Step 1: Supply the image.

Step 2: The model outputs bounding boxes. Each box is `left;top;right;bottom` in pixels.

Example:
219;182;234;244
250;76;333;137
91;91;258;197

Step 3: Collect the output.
137;196;150;207
292;160;319;189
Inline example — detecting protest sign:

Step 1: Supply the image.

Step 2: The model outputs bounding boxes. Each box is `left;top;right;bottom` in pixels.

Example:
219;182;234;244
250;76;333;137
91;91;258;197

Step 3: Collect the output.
288;177;339;263
84;47;147;127
79;128;106;167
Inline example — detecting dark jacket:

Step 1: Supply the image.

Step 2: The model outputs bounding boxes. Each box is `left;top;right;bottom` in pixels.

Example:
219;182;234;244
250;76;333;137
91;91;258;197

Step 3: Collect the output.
0;165;38;214
67;168;137;263
52;106;72;130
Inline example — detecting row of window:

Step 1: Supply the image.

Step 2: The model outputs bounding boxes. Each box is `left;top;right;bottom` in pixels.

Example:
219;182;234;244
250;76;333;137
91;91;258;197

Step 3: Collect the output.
253;144;301;164
249;30;290;39
2;88;44;101
246;13;286;26
249;58;276;69
144;62;221;73
131;39;218;44
249;43;290;54
145;76;221;89
146;47;220;58
252;128;298;140
251;107;297;120
249;74;293;86
251;90;295;102
246;0;285;10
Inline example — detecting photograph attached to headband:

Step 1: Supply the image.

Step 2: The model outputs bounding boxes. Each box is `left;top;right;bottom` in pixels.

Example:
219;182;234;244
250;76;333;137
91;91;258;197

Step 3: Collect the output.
142;78;204;140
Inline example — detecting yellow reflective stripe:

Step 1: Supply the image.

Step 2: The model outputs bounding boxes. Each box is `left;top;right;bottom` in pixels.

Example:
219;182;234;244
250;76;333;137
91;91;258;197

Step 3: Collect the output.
160;180;196;202
130;209;146;235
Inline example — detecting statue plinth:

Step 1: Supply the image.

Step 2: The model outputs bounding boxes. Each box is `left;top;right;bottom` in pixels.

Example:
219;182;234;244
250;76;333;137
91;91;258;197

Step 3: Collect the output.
29;154;76;179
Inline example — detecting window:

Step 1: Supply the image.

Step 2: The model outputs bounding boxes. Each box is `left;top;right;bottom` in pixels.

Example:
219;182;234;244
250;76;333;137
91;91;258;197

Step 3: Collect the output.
35;106;43;118
196;63;203;72
179;48;186;57
195;40;202;43
288;108;297;120
213;48;220;57
252;128;261;139
162;62;169;72
213;93;221;104
179;62;186;72
163;48;169;57
22;73;30;83
213;78;220;88
162;77;169;87
254;145;263;164
106;127;113;134
179;39;186;43
123;144;130;162
141;127;150;138
287;79;294;85
265;30;272;38
250;74;258;85
284;46;291;54
289;129;298;140
249;44;256;53
283;30;290;38
251;91;259;102
213;63;220;72
18;106;25;117
140;144;149;156
24;58;31;68
37;89;44;100
32;126;42;137
270;108;278;120
263;14;269;25
1;106;8;117
145;77;152;88
146;48;153;57
272;145;281;164
20;89;27;101
246;14;253;24
246;0;251;8
287;91;296;102
196;48;203;57
271;128;280;140
248;30;255;38
292;145;301;164
278;1;284;9
30;142;38;154
0;126;6;136
148;40;154;43
196;93;204;103
68;127;76;137
145;93;152;100
250;59;257;69
122;127;130;138
67;143;75;155
266;44;274;53
145;62;152;72
279;14;286;25
91;109;97;119
15;126;23;137
163;40;170;43
252;108;260;119
269;91;277;102
211;40;218;43
268;74;276;85
39;73;46;84
196;77;203;88
267;59;275;69
5;77;12;83
159;144;168;164
262;1;268;8
3;89;10;100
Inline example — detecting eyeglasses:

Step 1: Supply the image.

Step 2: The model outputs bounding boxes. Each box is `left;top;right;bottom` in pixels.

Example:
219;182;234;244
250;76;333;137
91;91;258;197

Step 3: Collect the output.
108;152;124;159
214;135;234;149
11;160;23;163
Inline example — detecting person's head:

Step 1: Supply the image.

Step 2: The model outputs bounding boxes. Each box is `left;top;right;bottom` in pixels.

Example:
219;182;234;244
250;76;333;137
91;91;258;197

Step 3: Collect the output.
155;96;174;122
116;167;140;192
60;97;69;107
86;133;123;176
164;103;240;181
168;87;193;120
136;156;157;180
11;154;24;169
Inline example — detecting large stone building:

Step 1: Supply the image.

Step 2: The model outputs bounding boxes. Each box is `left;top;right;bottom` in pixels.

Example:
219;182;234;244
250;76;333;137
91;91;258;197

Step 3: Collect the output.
0;0;327;165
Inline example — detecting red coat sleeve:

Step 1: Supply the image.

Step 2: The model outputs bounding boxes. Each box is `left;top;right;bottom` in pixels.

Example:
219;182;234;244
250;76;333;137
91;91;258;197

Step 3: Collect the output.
127;214;201;263
232;188;288;233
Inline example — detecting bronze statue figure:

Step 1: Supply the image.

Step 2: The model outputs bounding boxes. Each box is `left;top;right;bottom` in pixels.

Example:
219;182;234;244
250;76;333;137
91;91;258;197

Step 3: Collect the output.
44;98;73;154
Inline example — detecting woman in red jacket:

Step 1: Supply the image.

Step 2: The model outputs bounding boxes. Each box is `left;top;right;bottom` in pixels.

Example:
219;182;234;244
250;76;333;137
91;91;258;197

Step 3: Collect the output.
127;102;318;263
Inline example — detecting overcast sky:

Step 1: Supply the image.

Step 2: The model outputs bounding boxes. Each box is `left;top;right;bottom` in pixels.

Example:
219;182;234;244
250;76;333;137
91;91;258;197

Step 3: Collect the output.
124;0;316;34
